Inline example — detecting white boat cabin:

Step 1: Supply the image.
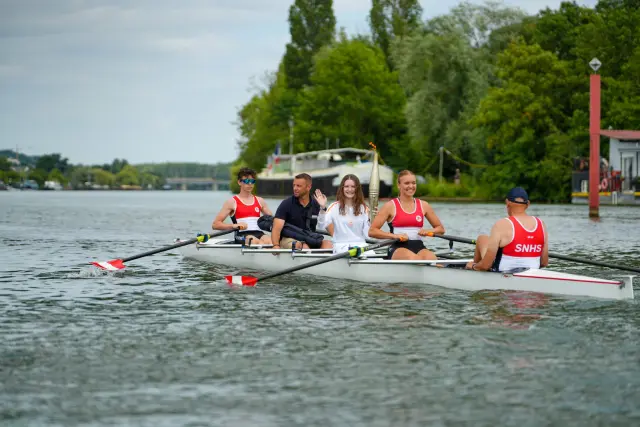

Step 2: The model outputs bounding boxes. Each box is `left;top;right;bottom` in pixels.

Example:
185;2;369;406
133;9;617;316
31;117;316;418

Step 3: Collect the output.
604;129;640;191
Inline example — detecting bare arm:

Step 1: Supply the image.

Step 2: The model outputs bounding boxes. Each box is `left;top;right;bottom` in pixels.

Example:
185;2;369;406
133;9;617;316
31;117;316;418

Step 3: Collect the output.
368;202;407;241
368;202;393;239
271;218;285;247
212;199;240;231
540;219;549;268
474;220;506;271
326;223;335;236
257;197;272;216
418;201;445;235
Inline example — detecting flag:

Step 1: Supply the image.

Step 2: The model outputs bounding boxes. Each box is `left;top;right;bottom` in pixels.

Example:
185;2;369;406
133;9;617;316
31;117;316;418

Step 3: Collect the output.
274;142;281;164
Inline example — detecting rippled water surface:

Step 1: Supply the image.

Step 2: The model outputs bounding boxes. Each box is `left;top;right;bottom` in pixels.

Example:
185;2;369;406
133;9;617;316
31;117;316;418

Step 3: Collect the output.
1;191;640;426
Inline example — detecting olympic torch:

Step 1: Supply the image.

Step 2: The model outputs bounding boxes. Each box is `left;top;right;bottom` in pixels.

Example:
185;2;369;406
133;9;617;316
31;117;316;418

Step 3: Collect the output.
368;143;380;223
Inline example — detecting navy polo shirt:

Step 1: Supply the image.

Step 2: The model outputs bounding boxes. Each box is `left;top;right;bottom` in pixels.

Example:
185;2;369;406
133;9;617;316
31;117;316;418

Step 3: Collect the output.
274;195;320;231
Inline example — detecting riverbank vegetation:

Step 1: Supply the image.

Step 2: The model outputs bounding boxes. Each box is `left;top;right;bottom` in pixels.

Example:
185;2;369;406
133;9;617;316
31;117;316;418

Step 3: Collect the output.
0;151;232;190
233;0;640;202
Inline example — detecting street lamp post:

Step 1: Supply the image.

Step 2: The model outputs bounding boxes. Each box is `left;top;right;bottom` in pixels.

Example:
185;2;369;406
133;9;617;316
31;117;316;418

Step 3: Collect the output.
288;117;294;155
588;57;601;219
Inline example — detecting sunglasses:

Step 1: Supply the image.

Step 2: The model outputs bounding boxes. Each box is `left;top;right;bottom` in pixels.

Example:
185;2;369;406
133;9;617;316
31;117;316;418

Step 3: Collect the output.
240;178;256;184
507;198;528;205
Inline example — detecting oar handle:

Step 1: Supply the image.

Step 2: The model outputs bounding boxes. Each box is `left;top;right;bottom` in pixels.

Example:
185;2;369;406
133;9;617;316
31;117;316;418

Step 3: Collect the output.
428;233;476;245
256;239;397;283
122;229;234;262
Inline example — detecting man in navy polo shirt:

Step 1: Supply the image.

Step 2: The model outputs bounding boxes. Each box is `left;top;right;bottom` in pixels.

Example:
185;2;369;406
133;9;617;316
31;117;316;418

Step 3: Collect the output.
271;173;333;250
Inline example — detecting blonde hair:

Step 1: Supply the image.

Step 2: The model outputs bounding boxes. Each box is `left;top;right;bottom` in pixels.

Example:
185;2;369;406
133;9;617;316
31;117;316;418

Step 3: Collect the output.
397;170;415;183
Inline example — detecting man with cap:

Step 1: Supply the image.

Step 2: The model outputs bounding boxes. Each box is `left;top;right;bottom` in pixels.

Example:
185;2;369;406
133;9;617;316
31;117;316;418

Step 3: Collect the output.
466;187;549;272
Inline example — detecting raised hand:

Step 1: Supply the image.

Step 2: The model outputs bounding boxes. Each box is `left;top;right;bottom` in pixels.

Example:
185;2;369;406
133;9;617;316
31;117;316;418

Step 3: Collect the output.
314;188;327;208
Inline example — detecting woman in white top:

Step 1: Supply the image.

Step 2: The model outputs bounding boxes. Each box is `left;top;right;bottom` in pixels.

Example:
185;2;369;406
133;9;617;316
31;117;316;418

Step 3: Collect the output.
314;174;374;255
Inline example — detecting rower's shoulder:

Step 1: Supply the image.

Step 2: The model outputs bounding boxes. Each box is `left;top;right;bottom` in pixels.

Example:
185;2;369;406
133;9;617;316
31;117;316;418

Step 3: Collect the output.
492;217;512;229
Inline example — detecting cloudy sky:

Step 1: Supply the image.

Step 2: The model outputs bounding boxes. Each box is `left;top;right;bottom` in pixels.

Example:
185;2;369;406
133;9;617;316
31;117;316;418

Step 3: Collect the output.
0;0;597;165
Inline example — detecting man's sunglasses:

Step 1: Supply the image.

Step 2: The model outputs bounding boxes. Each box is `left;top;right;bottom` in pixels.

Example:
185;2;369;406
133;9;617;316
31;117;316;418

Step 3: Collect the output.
240;178;256;184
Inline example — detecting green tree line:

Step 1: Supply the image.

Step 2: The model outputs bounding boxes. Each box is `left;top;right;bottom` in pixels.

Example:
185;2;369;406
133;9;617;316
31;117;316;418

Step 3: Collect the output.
233;0;640;202
0;151;232;190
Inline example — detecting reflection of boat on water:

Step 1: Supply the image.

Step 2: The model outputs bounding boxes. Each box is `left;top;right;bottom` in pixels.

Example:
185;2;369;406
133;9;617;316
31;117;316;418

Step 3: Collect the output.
256;148;394;198
470;290;550;329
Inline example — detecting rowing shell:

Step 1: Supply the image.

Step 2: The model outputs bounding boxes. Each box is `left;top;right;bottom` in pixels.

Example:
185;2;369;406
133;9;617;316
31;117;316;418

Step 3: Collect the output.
179;239;635;300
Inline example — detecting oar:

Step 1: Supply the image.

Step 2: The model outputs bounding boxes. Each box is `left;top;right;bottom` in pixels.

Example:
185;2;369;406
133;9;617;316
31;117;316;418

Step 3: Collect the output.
428;233;640;274
225;239;398;286
91;229;235;271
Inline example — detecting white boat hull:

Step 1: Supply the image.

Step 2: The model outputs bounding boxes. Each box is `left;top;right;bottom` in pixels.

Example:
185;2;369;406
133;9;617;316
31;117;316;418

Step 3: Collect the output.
179;239;635;300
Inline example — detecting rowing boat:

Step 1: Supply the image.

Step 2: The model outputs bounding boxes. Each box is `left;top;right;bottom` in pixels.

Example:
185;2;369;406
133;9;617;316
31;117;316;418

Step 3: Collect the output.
178;238;635;300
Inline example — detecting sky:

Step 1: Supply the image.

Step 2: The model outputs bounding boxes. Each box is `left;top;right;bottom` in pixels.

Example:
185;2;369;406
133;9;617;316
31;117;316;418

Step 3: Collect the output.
0;0;597;165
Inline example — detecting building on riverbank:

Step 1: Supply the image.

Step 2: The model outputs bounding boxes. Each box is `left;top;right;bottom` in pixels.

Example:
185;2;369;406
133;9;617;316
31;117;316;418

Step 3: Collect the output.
572;129;640;205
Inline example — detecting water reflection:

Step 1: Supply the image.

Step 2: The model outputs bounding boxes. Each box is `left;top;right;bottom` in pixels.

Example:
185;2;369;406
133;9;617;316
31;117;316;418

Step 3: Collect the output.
469;290;550;329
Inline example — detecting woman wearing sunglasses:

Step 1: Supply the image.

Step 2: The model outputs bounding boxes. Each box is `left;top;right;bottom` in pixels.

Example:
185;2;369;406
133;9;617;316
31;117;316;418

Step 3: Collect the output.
313;174;374;256
213;168;273;245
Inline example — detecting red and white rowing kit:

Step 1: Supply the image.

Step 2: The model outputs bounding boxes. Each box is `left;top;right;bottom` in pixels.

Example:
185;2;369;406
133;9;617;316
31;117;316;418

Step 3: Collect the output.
390;198;424;241
231;195;262;231
495;216;545;271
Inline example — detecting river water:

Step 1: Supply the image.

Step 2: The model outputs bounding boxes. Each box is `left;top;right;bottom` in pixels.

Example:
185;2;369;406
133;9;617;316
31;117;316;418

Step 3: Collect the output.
1;191;639;426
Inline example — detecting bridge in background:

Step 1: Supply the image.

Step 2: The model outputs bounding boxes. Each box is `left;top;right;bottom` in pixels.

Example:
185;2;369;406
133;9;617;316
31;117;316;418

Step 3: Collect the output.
165;177;231;191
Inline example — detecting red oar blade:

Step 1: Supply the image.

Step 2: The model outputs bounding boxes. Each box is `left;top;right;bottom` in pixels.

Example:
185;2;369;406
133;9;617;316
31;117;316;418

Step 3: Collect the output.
224;275;258;287
90;259;126;271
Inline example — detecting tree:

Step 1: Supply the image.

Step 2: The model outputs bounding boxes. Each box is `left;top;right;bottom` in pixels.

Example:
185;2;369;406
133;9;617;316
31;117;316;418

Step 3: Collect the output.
471;41;576;201
282;0;336;91
533;2;598;62
392;1;526;177
368;0;423;69
425;1;526;48
47;168;67;186
295;36;410;168
139;172;161;189
35;153;70;174
91;168;116;187
26;168;48;188
115;165;139;186
0;156;11;172
235;67;295;172
111;158;129;174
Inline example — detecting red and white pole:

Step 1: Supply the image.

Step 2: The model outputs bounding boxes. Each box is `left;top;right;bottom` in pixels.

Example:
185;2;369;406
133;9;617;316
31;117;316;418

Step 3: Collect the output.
589;72;601;218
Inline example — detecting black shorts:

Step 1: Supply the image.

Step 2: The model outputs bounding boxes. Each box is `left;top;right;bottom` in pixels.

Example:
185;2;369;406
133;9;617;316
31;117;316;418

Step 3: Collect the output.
234;231;265;244
387;240;427;259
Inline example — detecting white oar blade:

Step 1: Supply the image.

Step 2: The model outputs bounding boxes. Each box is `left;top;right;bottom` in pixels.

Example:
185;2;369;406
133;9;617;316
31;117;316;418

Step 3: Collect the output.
224;275;258;287
90;259;126;271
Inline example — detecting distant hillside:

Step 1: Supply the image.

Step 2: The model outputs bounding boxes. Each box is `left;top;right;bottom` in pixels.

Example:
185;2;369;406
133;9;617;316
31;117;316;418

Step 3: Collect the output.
0;150;38;166
136;162;232;179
